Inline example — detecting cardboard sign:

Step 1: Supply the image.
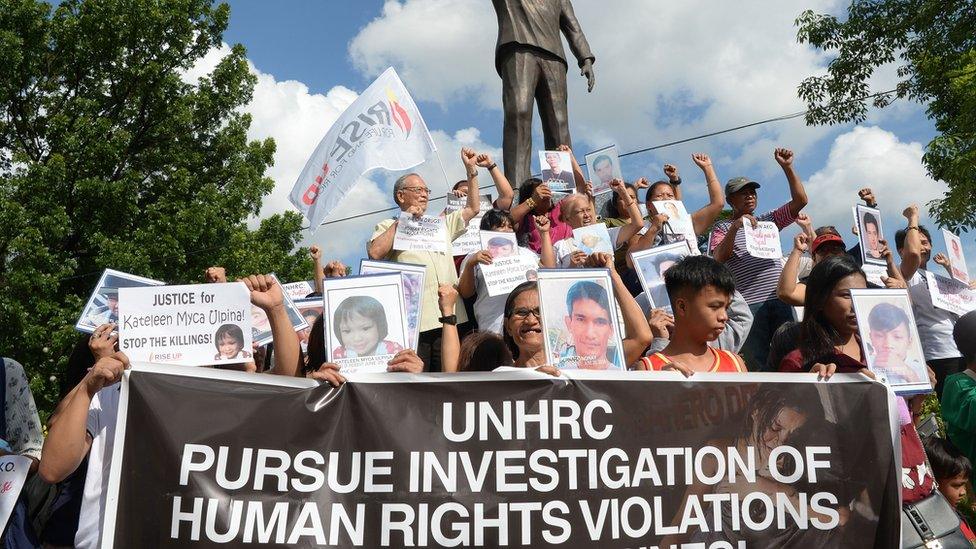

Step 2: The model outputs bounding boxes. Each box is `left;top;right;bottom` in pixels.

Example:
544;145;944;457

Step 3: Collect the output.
630;241;692;314
323;274;409;373
572;224;614;255
449;194;493;256
119;283;252;366
282;280;315;301
743;218;783;259
942;230;970;284
537;268;626;371
585;145;622;195
855;205;886;266
851;288;931;396
862;264;888;288
293;298;323;354
359;259;426;349
75;269;164;333
651;200;696;247
926;270;976;316
0;455;32;534
478;231;538;297
393;213;447;253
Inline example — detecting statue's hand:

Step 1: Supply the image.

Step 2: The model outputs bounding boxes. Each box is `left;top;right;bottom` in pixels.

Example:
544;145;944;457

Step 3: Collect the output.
581;59;595;92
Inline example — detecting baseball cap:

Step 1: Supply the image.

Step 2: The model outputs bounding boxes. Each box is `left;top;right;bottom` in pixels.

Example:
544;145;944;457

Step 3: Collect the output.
725;177;760;195
811;234;845;255
487;237;512;247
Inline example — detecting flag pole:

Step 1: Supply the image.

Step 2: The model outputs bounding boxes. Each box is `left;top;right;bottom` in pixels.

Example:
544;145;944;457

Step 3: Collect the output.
433;149;453;195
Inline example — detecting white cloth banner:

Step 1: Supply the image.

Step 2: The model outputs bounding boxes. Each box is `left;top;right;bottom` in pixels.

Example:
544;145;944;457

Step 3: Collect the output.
289;67;436;229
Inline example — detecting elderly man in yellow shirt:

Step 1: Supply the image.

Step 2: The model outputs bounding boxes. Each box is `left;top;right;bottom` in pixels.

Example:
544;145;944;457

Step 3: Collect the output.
367;148;487;371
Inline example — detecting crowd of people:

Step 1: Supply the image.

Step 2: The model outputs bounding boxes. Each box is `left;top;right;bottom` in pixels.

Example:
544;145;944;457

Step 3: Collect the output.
2;144;975;547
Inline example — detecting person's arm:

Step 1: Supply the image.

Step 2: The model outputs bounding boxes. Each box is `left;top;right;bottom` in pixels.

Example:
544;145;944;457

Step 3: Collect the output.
511;184;551;226
714;290;754;353
310;245;324;295
626;214;666;268
243;275;300;377
438;285;460;373
777;234;809;306
536;215;557;268
795;212;815;243
637;309;674;368
40;353;129;483
204;266;227;283
933;253;955;277
880;240;907;287
367;220;399;260
712;215;754;263
775;148;807;217
662;164;683;201
899;204;923;280
592;253;651;366
459;148;482;224
458;253;488;299
688;154;725;235
609;179;645;246
476;153;514;211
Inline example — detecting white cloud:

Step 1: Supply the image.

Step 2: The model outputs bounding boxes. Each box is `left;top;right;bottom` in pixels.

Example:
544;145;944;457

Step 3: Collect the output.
803;126;947;239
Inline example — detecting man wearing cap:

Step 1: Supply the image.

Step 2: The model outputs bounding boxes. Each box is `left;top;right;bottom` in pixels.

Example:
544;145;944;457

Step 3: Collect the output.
709;148;808;371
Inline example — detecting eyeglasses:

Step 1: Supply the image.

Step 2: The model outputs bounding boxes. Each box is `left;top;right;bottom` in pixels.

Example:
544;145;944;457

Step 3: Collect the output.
510;307;541;319
401;187;430;195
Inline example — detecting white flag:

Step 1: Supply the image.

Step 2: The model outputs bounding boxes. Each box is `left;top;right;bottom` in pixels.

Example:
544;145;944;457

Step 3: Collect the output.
289;67;436;228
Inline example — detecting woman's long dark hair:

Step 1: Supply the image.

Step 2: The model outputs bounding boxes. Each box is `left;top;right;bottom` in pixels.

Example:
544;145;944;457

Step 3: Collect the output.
798;255;865;367
604;182;638;218
305;314;325;374
502;281;538;360
459;331;513;372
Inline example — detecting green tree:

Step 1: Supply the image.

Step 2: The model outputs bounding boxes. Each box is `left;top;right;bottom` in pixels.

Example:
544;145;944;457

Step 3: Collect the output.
796;1;976;231
0;0;310;416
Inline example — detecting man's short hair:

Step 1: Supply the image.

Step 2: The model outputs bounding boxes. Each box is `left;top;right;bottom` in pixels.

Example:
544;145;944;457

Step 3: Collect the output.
565;280;611;318
895;225;931;250
593;155;612;169
393;173;421;206
664;255;736;300
868;302;910;332
862;212;879;230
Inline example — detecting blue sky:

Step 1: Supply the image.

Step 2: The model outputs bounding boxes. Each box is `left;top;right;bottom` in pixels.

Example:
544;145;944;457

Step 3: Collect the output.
204;0;971;274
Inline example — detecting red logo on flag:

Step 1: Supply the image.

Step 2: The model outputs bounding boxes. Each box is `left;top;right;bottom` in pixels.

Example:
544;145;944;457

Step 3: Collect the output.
386;89;412;138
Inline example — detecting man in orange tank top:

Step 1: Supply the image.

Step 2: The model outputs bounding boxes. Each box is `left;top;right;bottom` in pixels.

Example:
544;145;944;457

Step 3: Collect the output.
639;255;747;374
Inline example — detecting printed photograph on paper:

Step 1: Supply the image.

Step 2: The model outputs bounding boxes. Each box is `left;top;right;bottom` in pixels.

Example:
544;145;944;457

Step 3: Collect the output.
650;200;697;250
75;269;164;333
855;205;886;266
851;289;930;395
538;150;575;194
359;259;426;349
293;298;324;354
585;145;622;195
324;273;409;373
572;224;614;255
537;269;625;371
630;241;692;313
942;229;970;284
478;231;538;297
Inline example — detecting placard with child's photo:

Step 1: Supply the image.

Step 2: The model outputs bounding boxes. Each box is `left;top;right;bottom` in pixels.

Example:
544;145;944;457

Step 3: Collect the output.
854;205;886;266
293;298;324;354
478;231;537;297
572;223;614;255
251;274;309;347
942;229;970;284
538;150;575;195
850;288;931;395
585;145;622;195
75;269;165;333
324;273;409;374
359;259;425;349
650;200;697;251
536;269;625;371
630;241;692;313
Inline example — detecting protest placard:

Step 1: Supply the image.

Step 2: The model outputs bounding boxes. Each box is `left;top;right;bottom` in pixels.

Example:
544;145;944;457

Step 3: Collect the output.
585;145;621;195
75;269;164;333
118;282;252;366
293;298;324;353
448;194;493;255
104;365;901;548
477;231;538;297
0;455;32;534
323;274;409;373
538;150;575;196
359;260;426;349
572;224;614;255
942;229;970;284
854;205;886;267
251;274;309;347
862;263;888;287
926;270;976;316
282;280;315;301
630;241;691;313
742;217;783;259
393;213;448;253
537;268;625;370
851;288;931;396
651;200;696;247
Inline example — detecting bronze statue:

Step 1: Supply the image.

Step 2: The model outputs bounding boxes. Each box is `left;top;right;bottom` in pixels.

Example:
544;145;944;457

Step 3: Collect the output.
491;0;595;190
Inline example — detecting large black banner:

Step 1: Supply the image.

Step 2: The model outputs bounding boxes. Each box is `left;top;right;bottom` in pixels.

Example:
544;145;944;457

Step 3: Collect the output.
104;366;900;548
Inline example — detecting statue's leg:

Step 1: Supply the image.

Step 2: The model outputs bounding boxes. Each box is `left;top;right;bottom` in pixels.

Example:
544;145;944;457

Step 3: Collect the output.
500;50;540;191
536;57;572;150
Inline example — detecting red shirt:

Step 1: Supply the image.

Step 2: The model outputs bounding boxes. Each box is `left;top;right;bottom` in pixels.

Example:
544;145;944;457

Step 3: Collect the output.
641;348;747;373
778;349;866;374
517;201;573;254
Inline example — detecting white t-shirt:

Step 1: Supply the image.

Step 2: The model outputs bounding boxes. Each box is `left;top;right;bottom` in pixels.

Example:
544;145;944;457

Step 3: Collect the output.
554;226;623;267
461;247;540;334
907;270;961;360
75;386;120;549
